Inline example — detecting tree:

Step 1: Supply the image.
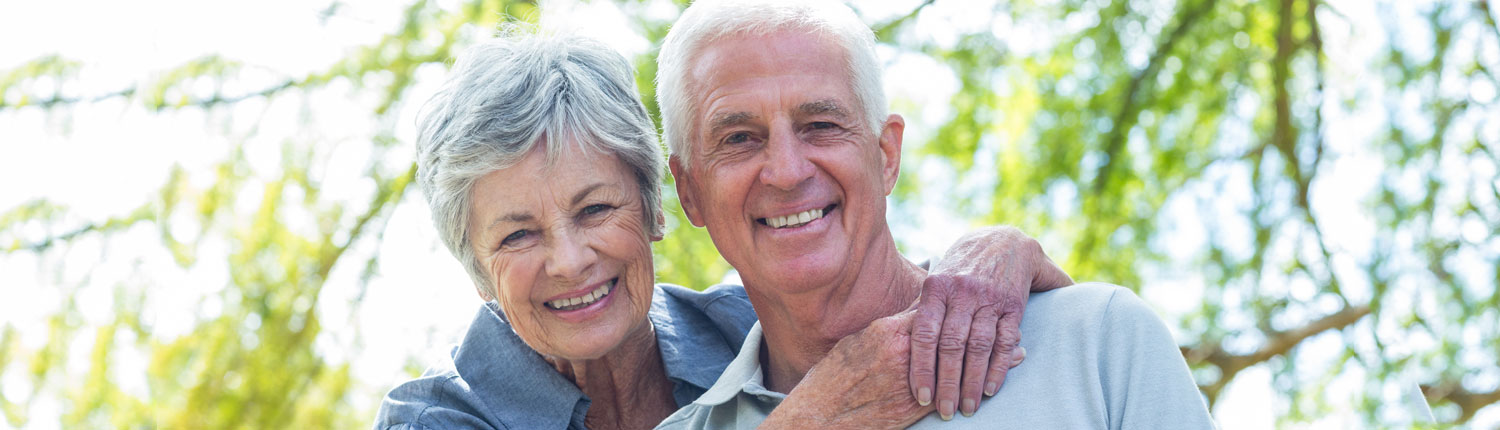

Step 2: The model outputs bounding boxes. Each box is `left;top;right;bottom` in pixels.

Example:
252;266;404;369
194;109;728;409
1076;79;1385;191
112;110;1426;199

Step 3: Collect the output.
0;0;1495;427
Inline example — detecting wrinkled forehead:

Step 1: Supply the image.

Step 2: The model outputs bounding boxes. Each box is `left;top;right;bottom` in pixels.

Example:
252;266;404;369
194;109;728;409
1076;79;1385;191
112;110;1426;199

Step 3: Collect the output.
682;31;861;137
686;27;852;88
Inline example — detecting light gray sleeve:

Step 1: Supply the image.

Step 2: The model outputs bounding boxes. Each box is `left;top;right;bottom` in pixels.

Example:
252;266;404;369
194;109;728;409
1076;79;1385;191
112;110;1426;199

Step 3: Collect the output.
1099;288;1217;430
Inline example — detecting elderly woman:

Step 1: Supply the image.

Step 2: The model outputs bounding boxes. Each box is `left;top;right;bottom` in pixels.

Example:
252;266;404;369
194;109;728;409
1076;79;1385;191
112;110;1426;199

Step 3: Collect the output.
375;31;1071;430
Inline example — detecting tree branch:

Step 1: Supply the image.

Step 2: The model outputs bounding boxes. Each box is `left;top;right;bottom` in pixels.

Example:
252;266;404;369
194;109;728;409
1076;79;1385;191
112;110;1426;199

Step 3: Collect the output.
1183;304;1372;404
8;80;297;111
870;0;936;40
1422;381;1500;423
1092;0;1220;196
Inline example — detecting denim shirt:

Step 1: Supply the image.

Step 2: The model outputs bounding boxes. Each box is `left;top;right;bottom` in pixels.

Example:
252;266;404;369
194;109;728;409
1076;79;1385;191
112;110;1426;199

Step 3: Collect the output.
375;283;756;430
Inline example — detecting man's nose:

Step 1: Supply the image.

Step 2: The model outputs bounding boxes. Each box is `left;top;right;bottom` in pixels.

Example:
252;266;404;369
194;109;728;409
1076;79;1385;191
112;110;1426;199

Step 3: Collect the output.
544;229;598;281
759;127;815;191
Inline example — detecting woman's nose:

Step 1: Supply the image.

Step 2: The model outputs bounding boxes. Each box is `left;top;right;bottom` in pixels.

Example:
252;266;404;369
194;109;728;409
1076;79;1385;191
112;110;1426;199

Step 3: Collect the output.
544;229;598;280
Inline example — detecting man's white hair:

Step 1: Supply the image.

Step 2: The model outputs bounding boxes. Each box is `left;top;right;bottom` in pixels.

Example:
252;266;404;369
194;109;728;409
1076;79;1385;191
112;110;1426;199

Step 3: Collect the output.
655;0;887;166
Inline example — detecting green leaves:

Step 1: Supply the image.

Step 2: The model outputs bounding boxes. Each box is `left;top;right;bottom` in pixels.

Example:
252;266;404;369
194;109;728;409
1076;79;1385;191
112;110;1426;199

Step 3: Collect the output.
1;0;1496;427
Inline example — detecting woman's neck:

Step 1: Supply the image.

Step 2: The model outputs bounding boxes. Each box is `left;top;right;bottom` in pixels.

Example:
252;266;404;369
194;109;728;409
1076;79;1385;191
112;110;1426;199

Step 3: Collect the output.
547;322;679;430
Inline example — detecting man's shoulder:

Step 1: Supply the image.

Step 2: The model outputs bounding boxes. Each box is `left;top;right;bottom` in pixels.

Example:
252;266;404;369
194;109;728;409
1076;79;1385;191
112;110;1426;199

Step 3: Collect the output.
1025;282;1149;323
1020;282;1175;352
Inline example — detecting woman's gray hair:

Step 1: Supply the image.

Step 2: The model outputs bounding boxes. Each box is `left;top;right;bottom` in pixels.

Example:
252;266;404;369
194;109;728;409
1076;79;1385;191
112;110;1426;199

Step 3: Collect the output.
415;31;664;301
655;0;887;166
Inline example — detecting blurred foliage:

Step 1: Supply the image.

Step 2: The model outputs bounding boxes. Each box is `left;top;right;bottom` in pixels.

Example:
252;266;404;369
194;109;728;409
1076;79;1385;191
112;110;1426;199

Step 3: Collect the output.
0;0;1496;428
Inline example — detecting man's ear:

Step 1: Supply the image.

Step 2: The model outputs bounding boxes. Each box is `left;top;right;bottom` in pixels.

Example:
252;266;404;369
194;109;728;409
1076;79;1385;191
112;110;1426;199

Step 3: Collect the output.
877;114;905;196
668;155;706;227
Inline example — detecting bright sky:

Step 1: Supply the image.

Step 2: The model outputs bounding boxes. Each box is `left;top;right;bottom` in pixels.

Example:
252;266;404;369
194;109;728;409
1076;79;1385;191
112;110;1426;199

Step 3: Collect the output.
1;0;1494;429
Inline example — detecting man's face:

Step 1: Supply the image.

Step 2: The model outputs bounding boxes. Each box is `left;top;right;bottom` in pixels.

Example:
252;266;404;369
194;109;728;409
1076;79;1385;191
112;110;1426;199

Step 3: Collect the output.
670;30;904;295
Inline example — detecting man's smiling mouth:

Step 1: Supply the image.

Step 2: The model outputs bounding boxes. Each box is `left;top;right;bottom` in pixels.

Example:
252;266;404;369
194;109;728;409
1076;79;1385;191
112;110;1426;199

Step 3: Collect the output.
758;204;837;229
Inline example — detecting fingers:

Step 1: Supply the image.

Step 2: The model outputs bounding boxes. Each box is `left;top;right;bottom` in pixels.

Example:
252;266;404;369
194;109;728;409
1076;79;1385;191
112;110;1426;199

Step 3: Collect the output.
933;297;976;421
1029;240;1075;292
983;310;1026;397
908;276;952;407
957;305;1000;417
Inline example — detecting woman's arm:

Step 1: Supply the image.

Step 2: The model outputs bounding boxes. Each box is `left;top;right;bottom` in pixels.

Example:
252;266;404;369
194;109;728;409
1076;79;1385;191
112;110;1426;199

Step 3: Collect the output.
909;226;1074;418
761;227;1073;426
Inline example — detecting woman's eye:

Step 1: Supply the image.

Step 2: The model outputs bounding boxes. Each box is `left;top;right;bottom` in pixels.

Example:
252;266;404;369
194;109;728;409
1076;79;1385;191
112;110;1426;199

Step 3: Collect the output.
500;230;527;247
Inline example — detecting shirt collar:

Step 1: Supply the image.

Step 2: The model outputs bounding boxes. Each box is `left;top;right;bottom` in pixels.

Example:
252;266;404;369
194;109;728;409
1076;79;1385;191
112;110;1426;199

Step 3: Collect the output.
451;302;590;430
694;322;781;405
649;285;744;405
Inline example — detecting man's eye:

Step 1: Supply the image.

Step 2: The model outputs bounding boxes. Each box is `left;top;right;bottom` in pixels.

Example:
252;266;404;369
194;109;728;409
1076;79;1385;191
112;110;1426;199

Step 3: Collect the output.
724;131;752;144
582;204;612;216
808;121;837;130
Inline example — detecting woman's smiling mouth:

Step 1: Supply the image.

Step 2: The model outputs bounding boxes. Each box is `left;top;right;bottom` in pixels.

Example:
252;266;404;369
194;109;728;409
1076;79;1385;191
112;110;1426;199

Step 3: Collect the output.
544;279;617;311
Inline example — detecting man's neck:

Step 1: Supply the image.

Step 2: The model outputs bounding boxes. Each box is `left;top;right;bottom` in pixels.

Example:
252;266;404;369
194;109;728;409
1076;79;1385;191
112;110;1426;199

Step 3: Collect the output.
745;232;925;394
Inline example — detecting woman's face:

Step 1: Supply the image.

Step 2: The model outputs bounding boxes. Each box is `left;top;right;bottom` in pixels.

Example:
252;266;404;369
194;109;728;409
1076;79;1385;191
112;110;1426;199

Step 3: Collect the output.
467;143;659;360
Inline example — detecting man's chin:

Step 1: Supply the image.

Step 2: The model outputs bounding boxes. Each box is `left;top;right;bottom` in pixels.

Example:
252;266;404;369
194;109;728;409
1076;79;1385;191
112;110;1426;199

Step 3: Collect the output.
751;259;841;293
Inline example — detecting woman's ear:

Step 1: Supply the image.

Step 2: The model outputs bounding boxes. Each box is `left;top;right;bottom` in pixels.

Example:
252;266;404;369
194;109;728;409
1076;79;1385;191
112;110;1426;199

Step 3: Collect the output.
651;210;667;241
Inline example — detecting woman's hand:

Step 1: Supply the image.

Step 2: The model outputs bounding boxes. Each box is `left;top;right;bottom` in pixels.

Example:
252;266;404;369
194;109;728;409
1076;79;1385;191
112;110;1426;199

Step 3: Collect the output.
909;226;1074;419
761;311;932;430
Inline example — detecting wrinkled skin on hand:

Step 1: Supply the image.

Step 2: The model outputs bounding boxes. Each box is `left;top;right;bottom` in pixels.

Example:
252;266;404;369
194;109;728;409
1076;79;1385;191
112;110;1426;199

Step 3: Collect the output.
761;311;931;429
762;226;1072;427
910;226;1074;418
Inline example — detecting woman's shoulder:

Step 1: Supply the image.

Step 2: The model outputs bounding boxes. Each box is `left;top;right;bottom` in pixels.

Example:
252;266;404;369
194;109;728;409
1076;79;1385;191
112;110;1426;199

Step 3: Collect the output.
655;283;748;304
375;303;585;430
652;283;756;329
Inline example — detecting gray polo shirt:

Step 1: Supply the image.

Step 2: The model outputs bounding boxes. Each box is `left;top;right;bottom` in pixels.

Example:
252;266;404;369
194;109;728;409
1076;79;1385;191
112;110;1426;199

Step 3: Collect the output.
655;282;1216;429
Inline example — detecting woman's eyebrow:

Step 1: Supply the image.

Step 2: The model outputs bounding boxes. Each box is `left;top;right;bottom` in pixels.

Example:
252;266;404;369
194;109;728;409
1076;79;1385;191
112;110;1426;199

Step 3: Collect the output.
485;212;534;233
569;182;609;206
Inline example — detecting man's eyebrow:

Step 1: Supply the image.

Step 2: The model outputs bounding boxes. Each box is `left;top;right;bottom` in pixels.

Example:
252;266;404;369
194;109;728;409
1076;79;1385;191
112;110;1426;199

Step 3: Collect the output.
798;99;850;119
708;111;755;136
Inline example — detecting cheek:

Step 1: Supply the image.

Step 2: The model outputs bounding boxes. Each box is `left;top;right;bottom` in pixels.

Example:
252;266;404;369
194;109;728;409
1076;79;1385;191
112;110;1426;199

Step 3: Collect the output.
596;213;657;309
488;255;540;311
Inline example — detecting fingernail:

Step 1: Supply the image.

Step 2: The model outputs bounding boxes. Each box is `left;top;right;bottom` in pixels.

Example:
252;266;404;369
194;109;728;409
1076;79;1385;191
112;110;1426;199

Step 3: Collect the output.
1013;346;1027;364
985;382;998;396
917;387;932;406
961;399;975;417
940;400;955;420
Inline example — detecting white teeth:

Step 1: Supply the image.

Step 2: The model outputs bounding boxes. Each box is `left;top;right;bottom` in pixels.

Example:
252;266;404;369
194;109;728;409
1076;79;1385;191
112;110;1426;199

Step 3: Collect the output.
547;280;615;310
765;208;824;229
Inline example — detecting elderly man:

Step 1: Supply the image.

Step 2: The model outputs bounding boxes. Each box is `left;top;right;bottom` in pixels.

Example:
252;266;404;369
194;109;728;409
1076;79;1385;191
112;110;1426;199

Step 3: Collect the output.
653;0;1217;428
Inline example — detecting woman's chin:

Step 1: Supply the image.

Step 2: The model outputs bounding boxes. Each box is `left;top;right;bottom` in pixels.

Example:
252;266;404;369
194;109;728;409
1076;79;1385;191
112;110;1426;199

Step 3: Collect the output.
533;319;640;362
